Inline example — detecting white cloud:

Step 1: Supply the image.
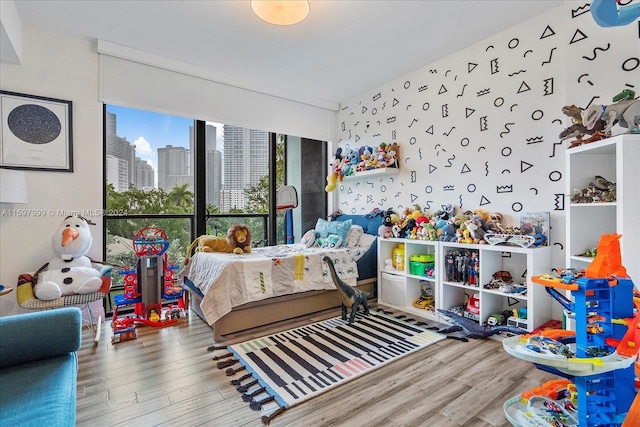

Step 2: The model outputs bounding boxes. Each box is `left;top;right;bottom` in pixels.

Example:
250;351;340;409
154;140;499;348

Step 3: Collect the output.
133;137;153;157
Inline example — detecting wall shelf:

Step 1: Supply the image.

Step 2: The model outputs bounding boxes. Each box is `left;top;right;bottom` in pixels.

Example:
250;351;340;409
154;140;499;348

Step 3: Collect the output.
342;167;399;181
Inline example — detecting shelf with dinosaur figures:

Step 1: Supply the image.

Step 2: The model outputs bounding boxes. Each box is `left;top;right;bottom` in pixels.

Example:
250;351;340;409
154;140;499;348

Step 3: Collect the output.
329;142;400;184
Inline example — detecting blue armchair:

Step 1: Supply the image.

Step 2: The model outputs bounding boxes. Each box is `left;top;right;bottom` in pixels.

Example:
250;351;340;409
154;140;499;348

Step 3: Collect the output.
0;307;82;426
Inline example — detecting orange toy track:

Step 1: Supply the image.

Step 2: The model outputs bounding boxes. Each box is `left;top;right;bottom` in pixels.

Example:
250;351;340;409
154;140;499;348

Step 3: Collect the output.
621;297;640;427
585;233;628;279
623;382;640;427
520;379;571;401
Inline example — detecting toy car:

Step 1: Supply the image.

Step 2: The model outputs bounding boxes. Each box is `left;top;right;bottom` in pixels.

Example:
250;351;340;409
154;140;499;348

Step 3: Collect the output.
487;313;505;326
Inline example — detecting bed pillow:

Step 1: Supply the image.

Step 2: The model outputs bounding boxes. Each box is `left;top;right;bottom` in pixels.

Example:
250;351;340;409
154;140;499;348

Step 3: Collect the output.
320;234;343;249
345;225;364;247
357;233;376;249
315;218;352;247
300;229;317;248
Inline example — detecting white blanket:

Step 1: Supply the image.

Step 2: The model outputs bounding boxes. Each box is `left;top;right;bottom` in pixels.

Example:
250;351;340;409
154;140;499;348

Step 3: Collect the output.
180;244;365;325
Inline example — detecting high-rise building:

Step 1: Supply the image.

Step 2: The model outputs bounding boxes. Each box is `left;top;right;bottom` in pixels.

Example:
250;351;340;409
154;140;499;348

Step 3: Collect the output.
157;145;191;191
105;154;129;192
135;157;155;189
220;125;268;210
205;125;222;207
105;112;135;190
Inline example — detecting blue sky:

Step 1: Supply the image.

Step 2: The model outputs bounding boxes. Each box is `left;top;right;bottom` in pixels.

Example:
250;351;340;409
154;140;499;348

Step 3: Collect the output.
106;104;223;172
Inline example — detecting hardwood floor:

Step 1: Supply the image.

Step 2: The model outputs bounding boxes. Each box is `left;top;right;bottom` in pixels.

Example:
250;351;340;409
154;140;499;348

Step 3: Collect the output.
77;304;557;426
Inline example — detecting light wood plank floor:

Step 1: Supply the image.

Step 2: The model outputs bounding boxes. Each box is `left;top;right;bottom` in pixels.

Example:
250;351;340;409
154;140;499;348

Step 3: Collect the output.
77;304;557;426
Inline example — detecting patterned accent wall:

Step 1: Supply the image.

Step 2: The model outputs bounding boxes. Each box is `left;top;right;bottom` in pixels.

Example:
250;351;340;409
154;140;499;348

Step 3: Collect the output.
334;2;639;264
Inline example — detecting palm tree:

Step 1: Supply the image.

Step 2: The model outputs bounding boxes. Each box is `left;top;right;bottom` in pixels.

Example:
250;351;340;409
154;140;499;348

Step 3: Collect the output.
167;184;194;210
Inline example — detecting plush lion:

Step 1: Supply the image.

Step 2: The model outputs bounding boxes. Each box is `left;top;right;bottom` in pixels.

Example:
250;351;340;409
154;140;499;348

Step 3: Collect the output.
183;224;252;265
227;223;252;254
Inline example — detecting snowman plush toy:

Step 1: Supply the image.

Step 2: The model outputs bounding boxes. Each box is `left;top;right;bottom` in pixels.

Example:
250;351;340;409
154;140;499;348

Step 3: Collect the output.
34;215;110;300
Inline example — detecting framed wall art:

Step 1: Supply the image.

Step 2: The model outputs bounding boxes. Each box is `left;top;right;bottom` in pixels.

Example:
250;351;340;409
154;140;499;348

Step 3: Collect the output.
0;90;73;172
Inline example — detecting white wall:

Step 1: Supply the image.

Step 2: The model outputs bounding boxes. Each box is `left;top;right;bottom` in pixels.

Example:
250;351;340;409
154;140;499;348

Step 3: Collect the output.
0;25;337;317
334;4;639;270
0;29;103;316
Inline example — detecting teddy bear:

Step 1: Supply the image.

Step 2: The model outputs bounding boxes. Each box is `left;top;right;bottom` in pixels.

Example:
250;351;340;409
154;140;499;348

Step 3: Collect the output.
33;215;106;300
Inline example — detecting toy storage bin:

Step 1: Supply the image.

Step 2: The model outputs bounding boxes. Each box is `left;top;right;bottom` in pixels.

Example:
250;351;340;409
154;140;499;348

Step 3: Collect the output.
380;271;405;306
409;254;435;276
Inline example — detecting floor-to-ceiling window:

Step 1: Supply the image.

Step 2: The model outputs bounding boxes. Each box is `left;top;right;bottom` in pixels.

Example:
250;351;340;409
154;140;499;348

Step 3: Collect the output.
103;104;326;313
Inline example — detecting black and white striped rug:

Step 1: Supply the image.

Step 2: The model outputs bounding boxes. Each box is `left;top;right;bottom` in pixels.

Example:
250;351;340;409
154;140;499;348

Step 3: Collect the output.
217;310;446;423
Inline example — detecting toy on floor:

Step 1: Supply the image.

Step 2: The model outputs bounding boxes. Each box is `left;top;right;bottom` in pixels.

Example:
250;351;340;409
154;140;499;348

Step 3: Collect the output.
111;227;185;344
504;233;639;426
437;309;527;339
322;256;369;323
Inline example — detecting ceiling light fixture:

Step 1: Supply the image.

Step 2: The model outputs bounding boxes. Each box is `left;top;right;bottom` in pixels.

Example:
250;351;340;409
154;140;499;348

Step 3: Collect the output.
251;0;310;26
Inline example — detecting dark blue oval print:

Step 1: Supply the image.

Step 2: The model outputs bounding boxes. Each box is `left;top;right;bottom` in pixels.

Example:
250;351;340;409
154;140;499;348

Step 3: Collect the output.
7;104;61;144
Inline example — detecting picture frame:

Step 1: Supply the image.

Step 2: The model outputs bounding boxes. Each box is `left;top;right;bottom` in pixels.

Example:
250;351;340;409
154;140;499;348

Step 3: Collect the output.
0;90;73;172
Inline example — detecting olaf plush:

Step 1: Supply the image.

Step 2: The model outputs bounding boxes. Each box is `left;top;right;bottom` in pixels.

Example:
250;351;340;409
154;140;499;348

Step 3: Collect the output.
34;215;106;300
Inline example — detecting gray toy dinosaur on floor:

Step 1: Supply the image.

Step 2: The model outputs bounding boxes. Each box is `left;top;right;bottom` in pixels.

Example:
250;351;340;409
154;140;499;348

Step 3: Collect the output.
437;309;527;338
322;255;369;323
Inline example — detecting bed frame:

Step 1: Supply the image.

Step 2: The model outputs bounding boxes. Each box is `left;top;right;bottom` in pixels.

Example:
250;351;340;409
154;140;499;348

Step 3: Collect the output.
185;277;376;342
184;213;383;342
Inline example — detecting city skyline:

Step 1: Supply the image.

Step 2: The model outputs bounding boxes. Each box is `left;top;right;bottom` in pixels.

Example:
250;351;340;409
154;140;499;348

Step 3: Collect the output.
105;104;225;177
105;105;270;212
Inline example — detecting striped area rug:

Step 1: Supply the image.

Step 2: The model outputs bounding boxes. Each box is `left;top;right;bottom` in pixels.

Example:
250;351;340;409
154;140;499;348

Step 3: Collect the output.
216;310;446;423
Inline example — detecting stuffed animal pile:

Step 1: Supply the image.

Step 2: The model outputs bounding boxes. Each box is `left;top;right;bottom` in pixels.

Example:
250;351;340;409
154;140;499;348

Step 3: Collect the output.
325;142;400;192
376;204;509;245
33;215;109;300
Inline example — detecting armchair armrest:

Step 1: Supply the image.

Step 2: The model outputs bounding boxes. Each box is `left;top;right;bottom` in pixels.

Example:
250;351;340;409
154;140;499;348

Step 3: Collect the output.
0;307;82;368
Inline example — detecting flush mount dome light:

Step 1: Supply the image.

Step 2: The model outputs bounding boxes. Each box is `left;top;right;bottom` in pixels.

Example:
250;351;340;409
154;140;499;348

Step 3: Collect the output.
251;0;310;26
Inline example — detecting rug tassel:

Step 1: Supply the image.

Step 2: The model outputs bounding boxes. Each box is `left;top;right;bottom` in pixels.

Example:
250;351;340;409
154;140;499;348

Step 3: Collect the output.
231;373;252;385
217;358;238;369
207;344;226;352
261;406;285;425
236;379;258;392
212;352;234;360
242;387;265;401
225;366;246;376
250;395;275;410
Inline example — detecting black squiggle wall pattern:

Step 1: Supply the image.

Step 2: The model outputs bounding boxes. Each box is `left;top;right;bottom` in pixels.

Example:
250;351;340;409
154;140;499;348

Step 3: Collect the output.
335;3;639;263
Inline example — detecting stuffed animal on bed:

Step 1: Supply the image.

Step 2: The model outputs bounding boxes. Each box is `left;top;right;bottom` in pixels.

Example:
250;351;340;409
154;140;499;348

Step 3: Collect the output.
33;215;105;300
183;224;253;265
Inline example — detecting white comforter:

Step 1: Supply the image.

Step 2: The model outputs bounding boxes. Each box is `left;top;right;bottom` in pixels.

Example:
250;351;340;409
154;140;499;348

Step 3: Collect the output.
180;244;369;325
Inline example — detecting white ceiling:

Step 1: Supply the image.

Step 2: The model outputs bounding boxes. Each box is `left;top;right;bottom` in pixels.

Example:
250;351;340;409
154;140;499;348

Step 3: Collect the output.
9;0;563;109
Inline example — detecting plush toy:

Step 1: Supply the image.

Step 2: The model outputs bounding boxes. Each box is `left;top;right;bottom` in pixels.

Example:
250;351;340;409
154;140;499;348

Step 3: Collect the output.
438;221;457;242
227;223;252;254
183;235;237;265
184;223;252;264
378;208;395;238
33;215;105;300
325;173;337;192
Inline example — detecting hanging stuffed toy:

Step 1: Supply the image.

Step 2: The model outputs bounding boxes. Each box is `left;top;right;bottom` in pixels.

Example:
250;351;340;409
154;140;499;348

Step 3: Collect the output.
33;215;108;300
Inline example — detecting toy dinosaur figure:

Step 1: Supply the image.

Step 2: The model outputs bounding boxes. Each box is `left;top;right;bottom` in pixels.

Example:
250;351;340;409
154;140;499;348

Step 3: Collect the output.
583;97;640;134
562;104;583;125
437;309;527;339
322;256;369;323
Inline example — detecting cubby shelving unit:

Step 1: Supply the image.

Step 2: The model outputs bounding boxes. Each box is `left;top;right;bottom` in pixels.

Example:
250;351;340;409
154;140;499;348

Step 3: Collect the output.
377;238;553;331
565;134;640;287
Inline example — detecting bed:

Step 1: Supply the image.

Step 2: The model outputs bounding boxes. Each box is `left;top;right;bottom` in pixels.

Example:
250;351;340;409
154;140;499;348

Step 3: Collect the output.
180;213;383;341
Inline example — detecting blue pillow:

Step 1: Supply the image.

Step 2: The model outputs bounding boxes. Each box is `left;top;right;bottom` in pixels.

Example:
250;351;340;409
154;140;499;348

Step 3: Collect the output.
315;218;352;247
